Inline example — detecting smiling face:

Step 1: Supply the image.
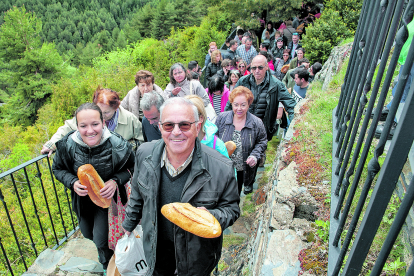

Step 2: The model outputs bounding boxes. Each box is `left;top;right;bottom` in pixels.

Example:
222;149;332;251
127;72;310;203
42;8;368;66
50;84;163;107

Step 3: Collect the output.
297;50;304;60
292;35;299;44
294;74;303;87
238;62;246;74
173;67;186;83
76;109;104;147
230;73;240;84
283;52;289;62
232;95;249;119
160;103;200;161
96;103;116;121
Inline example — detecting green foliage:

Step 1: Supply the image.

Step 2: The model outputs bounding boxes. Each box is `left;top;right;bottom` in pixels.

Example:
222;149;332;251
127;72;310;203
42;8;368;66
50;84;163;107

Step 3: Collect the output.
325;0;363;32
242;194;255;217
302;9;351;64
0;6;41;62
0;7;64;126
315;220;329;242
383;258;406;276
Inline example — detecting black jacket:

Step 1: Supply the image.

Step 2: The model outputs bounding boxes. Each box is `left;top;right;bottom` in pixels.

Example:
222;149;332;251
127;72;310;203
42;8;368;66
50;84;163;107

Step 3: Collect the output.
215;111;268;184
225;72;296;138
52;130;134;218
122;139;240;276
205;62;221;84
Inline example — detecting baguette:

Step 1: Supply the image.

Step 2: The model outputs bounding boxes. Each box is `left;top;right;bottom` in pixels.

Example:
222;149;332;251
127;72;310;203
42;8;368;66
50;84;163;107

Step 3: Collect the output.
161;203;222;238
77;164;111;208
224;141;237;156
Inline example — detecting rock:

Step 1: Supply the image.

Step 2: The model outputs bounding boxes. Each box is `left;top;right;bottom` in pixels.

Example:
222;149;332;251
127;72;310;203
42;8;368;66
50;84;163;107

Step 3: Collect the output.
260;230;305;276
276;162;299;198
26;249;64;275
272;203;294;226
59;257;103;273
60;237;99;263
315;42;352;91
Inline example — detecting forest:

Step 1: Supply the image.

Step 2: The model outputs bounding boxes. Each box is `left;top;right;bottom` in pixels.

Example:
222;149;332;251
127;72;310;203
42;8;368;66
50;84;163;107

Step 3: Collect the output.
0;0;361;274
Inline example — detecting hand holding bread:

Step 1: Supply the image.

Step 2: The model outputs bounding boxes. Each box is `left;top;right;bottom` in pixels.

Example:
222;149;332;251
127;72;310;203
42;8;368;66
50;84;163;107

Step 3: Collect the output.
161;202;222;238
225;141;237;156
77;164;112;208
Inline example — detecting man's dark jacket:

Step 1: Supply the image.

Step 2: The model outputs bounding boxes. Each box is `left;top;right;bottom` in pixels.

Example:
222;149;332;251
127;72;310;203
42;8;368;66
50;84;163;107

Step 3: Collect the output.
123;139;240;276
225;71;296;138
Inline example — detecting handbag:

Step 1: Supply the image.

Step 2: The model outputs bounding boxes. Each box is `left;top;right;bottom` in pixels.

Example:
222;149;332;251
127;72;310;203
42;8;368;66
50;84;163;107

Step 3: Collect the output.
190;80;217;123
108;182;131;251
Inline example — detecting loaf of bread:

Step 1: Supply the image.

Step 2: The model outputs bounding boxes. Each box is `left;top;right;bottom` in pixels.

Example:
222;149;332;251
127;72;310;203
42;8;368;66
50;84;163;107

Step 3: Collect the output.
281;64;290;74
161;203;222;238
225;141;237;156
77;164;111;208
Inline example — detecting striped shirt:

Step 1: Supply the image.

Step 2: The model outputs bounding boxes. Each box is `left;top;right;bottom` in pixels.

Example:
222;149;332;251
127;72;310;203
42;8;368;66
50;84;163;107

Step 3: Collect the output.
213;94;222;115
161;147;194;177
236;44;258;66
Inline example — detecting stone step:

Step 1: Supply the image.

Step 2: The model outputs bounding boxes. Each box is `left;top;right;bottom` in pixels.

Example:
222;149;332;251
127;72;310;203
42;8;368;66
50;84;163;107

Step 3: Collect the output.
24;237;104;276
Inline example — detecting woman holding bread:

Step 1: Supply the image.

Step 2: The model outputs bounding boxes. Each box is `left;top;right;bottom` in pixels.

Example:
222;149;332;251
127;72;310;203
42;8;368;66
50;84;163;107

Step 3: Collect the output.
52;102;134;272
215;87;268;195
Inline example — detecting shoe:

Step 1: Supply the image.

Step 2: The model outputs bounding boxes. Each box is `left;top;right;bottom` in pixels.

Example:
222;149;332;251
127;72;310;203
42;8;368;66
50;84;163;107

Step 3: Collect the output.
370;106;389;121
374;121;397;140
244;185;253;194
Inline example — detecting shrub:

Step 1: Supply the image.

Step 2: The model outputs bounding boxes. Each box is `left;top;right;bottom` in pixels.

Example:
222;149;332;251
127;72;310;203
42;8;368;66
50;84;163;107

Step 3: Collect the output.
302;9;351;64
325;0;363;32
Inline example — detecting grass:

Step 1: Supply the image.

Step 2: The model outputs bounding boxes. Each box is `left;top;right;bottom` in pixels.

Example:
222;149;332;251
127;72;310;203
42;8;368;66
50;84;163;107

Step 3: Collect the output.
288;48;409;275
222;234;245;248
241;193;255;217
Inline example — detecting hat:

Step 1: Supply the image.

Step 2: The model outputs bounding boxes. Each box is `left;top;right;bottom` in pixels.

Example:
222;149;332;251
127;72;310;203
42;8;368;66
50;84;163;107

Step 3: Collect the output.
276;37;284;42
281;65;290;74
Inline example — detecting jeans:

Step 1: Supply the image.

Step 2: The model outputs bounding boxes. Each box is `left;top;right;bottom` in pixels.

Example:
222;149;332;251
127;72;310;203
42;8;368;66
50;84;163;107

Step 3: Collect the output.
79;201;113;269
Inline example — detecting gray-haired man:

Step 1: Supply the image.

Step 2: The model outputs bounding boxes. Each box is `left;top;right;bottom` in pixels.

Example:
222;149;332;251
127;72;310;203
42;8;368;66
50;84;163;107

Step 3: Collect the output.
140;91;164;142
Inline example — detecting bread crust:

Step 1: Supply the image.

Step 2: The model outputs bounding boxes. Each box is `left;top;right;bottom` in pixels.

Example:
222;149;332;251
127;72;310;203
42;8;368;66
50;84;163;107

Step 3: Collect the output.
161;202;222;238
77;164;111;208
224;141;237;156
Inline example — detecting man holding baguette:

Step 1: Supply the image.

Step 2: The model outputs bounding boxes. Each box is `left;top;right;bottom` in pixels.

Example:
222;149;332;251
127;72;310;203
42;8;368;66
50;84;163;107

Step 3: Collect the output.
123;97;240;276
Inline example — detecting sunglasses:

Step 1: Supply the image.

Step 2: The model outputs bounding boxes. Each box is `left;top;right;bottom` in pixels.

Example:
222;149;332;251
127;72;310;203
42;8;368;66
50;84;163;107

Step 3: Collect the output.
160;121;197;132
283;54;289;56
239;65;246;68
293;32;299;36
251;66;265;71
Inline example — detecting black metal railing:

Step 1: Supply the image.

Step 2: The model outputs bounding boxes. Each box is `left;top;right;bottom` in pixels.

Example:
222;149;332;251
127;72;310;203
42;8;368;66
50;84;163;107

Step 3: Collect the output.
0;154;78;275
329;0;414;274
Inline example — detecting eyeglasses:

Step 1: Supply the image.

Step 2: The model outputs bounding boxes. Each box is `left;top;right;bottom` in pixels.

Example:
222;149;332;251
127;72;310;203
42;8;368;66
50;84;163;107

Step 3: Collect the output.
251;66;265;71
238;65;246;68
283;54;289;56
160;121;197;132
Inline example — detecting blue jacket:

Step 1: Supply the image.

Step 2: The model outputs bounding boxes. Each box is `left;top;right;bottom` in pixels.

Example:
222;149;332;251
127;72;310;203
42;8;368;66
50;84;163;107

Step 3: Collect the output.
201;120;229;158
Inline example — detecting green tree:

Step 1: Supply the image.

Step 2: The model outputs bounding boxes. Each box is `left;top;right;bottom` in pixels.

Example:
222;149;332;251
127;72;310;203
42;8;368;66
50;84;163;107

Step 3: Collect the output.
0;6;41;62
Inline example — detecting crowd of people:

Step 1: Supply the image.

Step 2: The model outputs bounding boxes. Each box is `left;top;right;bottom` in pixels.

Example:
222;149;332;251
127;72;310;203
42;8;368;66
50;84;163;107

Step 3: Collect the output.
39;7;327;275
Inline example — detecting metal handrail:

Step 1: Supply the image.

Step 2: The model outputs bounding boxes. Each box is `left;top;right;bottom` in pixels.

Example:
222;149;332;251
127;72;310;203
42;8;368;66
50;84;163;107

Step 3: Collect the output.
329;0;414;274
0;154;78;275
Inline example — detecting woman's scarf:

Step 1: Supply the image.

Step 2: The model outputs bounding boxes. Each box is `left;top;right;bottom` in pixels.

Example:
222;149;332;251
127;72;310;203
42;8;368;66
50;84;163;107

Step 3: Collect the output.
105;109;119;132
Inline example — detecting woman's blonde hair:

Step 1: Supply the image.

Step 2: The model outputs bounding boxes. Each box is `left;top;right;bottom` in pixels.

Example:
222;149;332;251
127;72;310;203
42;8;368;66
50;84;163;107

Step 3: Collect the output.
211;50;222;64
185;95;207;131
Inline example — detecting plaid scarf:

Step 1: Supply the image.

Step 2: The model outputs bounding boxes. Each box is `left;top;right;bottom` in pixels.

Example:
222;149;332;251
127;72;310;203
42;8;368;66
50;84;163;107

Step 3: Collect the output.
105;109;119;132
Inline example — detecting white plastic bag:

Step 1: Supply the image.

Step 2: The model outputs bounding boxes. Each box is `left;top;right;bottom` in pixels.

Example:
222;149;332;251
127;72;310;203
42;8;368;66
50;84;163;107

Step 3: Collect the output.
115;225;148;276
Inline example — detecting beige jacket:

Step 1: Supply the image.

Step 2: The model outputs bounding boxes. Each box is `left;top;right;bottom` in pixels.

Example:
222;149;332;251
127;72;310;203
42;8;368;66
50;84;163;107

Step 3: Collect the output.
121;83;164;120
45;106;143;150
162;79;210;107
